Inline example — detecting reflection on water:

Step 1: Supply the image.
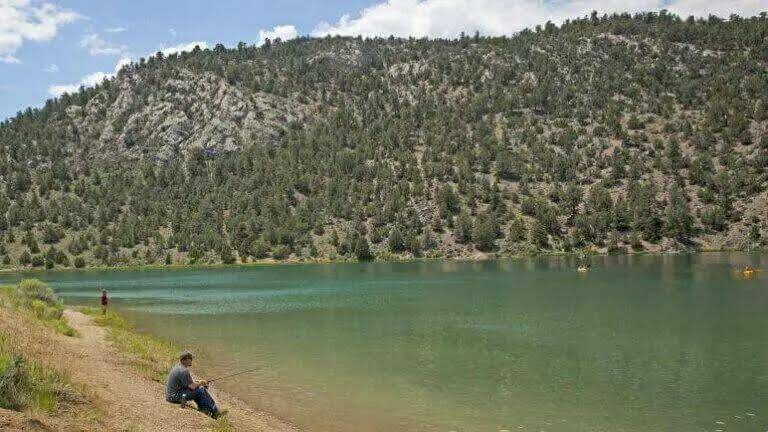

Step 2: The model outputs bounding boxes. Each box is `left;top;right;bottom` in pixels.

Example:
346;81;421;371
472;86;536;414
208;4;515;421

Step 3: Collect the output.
3;253;768;432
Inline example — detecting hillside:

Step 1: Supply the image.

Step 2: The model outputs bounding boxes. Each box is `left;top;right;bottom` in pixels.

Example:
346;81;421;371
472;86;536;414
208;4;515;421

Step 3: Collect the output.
1;11;768;268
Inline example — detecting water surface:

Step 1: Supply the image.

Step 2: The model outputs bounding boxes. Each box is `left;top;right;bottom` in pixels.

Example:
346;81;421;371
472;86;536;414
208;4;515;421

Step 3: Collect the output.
5;254;768;432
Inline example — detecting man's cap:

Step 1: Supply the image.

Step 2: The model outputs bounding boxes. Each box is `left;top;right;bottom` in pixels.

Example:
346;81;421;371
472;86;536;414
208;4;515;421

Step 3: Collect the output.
179;350;194;361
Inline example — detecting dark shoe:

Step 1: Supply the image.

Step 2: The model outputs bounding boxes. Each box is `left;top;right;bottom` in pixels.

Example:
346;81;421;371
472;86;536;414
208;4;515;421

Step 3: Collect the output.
211;409;228;419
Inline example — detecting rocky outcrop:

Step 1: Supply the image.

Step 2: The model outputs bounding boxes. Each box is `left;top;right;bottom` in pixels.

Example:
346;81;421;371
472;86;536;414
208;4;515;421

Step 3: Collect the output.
61;69;317;162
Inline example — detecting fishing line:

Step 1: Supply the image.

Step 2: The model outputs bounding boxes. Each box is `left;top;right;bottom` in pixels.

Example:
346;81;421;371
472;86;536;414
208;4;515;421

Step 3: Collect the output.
208;366;261;383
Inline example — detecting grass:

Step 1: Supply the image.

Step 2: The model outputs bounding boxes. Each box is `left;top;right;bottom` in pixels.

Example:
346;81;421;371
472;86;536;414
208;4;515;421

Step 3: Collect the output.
211;416;234;432
0;287;87;416
0;351;69;413
0;279;76;337
80;306;179;383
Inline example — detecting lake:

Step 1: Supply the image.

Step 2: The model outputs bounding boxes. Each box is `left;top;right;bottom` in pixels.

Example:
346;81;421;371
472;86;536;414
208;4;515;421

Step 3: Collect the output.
3;253;768;432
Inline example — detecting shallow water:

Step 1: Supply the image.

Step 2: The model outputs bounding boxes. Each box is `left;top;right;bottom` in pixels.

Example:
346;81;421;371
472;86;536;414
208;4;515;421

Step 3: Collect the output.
5;254;768;431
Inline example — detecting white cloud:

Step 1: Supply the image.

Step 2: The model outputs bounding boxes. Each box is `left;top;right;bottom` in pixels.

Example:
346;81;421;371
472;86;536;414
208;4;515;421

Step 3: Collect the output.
79;33;127;56
155;40;207;57
257;25;298;46
48;70;111;96
0;0;81;63
312;0;767;38
43;63;58;72
104;26;126;33
115;56;132;71
665;0;765;18
48;41;208;97
0;53;20;63
169;28;177;38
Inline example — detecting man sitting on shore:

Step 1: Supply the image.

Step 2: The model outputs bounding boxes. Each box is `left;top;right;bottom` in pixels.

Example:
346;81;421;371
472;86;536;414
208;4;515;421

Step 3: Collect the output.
166;350;223;418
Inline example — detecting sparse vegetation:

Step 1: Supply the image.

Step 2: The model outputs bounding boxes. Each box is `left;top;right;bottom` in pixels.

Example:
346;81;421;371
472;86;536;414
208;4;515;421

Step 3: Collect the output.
1;279;76;336
0;282;89;417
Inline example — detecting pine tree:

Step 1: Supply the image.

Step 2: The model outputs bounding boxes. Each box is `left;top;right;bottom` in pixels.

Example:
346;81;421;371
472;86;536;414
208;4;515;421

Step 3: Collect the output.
455;211;474;244
19;250;31;265
473;213;498;252
507;217;527;242
354;236;373;261
438;185;460;217
529;221;549;248
388;227;406;253
666;181;694;238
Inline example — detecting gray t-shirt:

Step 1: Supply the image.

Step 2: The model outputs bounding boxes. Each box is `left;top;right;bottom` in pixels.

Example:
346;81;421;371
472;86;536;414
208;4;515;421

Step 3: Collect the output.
166;364;193;402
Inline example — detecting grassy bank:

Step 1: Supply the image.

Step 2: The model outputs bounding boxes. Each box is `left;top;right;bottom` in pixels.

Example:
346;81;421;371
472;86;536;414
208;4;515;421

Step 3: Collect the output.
0;279;234;431
0;279;98;424
0;332;76;413
80;306;179;383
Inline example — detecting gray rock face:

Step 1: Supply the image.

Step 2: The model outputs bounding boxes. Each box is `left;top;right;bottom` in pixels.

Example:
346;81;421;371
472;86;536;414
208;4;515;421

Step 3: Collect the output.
63;69;316;162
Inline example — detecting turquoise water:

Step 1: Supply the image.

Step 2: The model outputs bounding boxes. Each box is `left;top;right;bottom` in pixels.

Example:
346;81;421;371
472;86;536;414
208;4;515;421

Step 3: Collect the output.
4;254;768;431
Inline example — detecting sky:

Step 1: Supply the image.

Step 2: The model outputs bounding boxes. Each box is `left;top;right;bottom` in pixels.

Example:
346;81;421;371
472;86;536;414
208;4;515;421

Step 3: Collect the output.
0;0;765;120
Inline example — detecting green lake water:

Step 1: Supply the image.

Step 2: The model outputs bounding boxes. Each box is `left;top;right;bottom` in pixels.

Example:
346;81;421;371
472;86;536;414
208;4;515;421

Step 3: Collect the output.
4;253;768;431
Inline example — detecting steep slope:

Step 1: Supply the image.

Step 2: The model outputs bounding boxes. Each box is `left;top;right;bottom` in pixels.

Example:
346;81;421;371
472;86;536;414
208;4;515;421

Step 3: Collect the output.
0;11;767;268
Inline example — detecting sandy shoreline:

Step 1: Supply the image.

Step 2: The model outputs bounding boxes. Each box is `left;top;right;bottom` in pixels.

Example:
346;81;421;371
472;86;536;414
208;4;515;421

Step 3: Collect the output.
0;302;301;432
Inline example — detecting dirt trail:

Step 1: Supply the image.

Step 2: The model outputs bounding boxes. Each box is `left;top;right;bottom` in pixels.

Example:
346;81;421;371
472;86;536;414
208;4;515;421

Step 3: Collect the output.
1;307;300;432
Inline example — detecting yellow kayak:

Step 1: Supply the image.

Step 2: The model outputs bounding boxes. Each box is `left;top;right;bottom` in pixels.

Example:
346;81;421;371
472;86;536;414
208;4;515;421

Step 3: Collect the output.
733;268;761;278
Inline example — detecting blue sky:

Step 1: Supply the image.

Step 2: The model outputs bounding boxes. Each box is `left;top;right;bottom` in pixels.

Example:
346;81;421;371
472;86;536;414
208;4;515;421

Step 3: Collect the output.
0;0;377;119
1;0;765;120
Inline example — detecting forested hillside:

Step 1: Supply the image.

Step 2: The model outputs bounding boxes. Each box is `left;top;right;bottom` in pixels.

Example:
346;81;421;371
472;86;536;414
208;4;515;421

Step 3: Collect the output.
1;11;768;268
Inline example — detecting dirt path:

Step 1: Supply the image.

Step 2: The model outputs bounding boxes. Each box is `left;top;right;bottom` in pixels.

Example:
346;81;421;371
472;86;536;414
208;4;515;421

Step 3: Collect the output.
1;307;300;432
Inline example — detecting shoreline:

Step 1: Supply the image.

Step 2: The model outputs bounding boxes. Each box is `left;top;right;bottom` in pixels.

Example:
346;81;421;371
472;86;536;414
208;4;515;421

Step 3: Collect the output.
71;307;303;432
0;279;301;431
0;247;761;275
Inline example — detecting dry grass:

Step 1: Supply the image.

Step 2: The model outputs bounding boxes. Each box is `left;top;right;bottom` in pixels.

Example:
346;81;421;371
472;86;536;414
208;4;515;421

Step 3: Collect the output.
0;279;76;337
0;281;100;425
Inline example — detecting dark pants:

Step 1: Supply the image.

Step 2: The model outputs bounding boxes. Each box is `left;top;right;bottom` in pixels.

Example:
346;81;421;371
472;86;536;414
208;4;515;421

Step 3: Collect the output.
182;387;218;415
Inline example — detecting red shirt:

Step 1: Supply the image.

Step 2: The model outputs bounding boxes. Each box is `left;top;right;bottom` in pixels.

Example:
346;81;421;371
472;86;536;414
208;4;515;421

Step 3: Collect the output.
101;293;108;306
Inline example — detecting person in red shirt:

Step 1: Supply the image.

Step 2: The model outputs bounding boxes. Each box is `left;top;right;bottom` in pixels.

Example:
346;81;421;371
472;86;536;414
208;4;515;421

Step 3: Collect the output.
100;289;108;315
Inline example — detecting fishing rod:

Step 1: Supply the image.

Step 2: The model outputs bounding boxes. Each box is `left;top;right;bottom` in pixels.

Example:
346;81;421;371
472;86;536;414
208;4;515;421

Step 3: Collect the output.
208;366;262;383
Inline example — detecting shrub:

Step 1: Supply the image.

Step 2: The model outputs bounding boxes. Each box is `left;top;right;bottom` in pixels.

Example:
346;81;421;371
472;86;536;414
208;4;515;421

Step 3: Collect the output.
74;256;86;268
13;280;74;337
388;227;406;253
250;239;271;259
30;299;63;321
20;279;57;305
41;223;64;244
353;236;373;261
31;255;44;267
271;245;291;260
0;355;32;411
701;206;727;232
30;300;47;319
0;353;74;412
